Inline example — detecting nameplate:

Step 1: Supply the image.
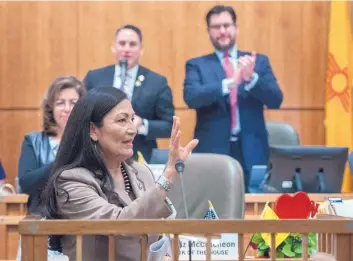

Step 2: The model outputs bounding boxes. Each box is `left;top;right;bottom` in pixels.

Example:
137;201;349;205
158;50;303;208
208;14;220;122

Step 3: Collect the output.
178;234;239;260
149;164;239;259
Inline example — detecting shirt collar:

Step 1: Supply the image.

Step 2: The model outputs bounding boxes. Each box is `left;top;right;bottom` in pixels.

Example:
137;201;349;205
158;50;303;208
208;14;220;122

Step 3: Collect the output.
115;64;139;79
215;45;237;61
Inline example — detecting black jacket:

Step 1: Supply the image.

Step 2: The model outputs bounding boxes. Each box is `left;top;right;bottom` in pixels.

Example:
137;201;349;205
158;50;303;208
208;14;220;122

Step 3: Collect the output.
18;132;55;214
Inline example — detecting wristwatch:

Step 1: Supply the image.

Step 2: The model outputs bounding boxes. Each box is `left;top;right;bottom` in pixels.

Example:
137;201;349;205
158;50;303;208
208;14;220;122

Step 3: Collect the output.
156;175;173;192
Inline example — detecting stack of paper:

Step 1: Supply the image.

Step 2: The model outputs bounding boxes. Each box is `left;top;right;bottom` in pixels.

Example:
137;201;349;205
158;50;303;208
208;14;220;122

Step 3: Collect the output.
323;198;353;218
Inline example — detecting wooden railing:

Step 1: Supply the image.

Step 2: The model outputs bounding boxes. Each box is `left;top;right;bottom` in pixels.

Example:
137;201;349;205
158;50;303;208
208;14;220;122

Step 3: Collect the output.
19;219;353;261
0;194;28;260
245;193;353;217
0;194;28;216
0;216;23;261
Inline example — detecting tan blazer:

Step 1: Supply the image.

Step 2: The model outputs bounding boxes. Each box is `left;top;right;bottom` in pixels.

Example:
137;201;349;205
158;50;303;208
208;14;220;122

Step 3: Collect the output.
56;161;173;261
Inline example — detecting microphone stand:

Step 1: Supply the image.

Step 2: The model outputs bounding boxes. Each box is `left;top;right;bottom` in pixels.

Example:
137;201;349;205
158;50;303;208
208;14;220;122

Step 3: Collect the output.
175;160;188;219
175;160;192;261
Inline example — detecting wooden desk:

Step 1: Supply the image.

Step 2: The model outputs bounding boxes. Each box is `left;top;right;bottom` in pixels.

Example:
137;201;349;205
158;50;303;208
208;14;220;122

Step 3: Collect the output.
0;216;23;260
245;193;353;217
0;194;28;216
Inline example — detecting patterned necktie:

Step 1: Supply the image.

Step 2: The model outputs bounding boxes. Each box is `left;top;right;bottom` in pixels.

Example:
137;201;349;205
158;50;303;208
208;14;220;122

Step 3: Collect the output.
120;72;129;92
223;52;237;130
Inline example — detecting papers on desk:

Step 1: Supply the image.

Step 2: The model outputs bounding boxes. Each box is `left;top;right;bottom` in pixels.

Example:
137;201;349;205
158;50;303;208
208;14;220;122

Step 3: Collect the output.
148;236;172;261
324;198;353;218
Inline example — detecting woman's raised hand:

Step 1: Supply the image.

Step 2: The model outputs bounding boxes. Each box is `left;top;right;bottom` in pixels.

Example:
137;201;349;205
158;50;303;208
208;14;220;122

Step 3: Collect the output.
164;116;198;181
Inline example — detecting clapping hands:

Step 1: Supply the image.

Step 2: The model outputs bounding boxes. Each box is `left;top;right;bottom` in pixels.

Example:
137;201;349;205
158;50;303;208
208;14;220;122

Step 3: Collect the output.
232;51;257;86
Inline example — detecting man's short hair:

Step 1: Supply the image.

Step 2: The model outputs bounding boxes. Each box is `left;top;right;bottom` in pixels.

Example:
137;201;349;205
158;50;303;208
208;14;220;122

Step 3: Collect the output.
115;24;143;43
206;5;237;27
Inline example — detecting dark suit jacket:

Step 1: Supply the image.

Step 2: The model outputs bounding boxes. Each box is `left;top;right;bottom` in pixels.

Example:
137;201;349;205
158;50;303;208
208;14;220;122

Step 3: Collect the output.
18;132;55;214
183;51;283;174
84;65;174;162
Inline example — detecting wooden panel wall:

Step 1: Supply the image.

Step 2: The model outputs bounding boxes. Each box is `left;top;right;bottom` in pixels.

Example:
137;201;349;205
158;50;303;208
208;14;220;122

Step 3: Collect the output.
0;1;330;185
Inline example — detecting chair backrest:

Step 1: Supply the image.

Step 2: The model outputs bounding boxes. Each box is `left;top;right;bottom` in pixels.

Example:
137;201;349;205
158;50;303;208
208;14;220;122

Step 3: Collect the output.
248;165;267;193
348;151;353;176
150;149;169;164
168;153;245;219
265;121;300;146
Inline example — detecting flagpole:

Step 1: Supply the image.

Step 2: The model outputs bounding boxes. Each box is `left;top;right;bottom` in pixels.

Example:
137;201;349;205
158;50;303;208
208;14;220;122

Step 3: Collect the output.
241;201;270;259
242;235;254;260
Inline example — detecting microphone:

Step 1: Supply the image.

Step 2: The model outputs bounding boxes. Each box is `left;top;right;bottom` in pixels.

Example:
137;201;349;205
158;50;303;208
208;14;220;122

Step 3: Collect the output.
175;160;189;219
119;58;128;89
175;160;185;174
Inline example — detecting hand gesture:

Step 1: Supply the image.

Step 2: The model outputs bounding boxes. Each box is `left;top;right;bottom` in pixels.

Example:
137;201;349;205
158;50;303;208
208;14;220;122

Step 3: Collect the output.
238;51;256;82
164;116;198;180
232;67;243;87
134;115;143;129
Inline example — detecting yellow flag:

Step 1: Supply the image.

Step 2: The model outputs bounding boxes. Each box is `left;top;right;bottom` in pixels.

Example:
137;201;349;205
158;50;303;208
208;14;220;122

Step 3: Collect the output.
137;151;147;164
260;202;290;248
325;1;353;192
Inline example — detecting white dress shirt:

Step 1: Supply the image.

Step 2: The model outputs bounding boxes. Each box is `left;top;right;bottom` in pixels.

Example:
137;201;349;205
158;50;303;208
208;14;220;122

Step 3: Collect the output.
215;45;259;136
113;64;149;136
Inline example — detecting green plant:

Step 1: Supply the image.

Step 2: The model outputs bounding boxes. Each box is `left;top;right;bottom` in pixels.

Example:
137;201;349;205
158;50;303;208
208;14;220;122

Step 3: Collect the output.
250;232;317;258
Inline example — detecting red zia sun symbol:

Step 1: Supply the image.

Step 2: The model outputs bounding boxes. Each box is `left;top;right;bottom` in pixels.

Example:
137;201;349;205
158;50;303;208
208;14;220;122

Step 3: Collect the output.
326;52;350;112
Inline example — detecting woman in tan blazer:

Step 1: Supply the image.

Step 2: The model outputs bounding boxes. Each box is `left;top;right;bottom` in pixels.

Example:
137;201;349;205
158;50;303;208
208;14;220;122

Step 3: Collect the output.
41;86;198;261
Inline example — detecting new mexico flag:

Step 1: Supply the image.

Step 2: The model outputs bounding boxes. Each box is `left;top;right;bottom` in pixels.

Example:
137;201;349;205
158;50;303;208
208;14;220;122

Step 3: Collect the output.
325;1;353;192
260;202;290;248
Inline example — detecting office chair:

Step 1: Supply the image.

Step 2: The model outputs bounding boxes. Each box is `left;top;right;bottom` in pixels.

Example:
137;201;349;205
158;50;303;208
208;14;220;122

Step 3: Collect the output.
168;153;245;219
266;120;300;146
348;151;353;177
248;121;300;193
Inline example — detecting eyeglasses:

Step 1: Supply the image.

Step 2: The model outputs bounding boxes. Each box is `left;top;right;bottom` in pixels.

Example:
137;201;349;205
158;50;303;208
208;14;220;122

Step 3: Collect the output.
209;23;235;31
54;100;77;109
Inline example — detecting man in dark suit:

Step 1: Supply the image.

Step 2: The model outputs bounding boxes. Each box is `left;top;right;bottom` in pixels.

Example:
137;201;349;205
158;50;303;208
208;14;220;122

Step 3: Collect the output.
84;25;174;163
183;5;283;192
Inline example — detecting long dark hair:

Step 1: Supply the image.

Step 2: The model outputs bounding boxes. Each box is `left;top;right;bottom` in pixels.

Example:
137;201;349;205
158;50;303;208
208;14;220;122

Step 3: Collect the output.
41;86;128;250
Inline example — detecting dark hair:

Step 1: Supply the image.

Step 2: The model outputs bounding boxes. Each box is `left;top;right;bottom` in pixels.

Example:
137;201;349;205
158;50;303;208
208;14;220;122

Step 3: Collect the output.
115;24;143;43
206;5;237;27
42;87;128;250
42;76;86;136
